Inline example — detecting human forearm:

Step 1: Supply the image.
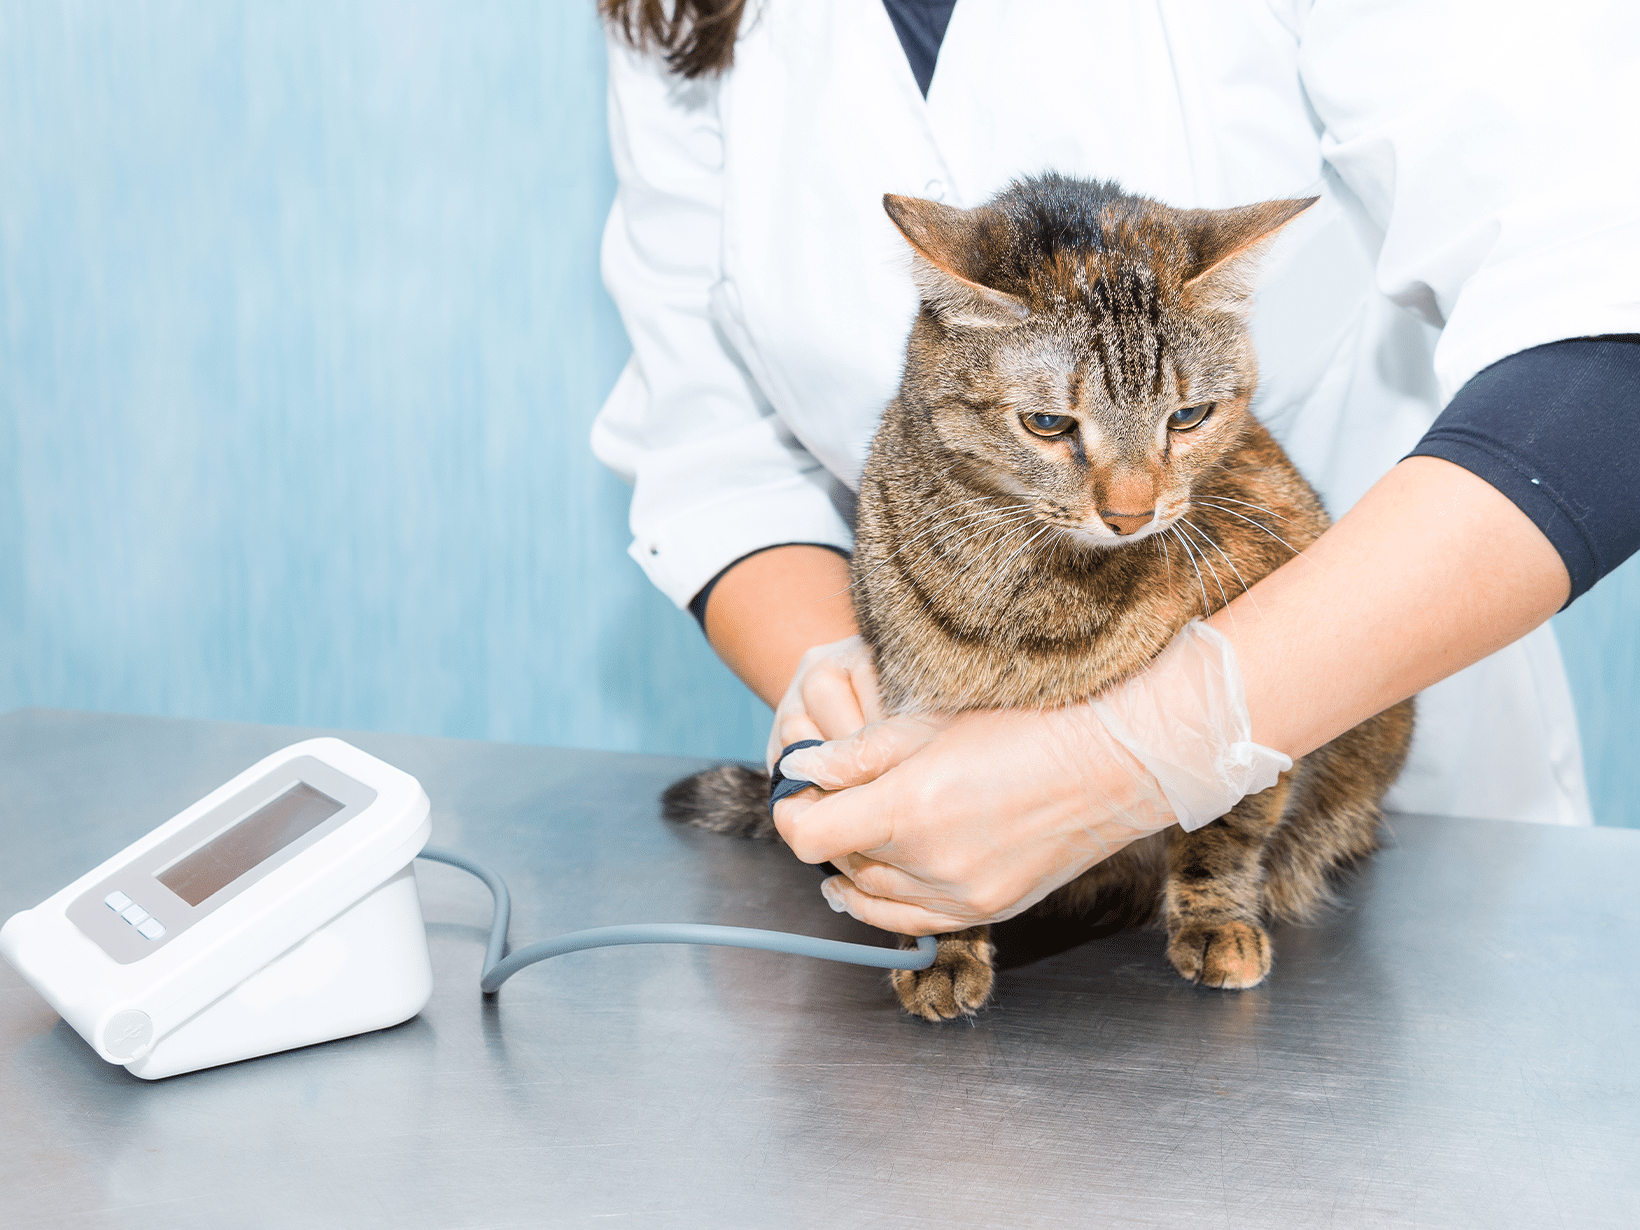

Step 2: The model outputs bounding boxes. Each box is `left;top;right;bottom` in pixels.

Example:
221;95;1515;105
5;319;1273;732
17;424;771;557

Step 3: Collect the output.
702;544;860;707
1210;455;1570;760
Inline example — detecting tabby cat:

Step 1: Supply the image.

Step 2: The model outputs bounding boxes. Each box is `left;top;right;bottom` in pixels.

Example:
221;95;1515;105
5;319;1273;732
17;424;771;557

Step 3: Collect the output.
665;174;1413;1020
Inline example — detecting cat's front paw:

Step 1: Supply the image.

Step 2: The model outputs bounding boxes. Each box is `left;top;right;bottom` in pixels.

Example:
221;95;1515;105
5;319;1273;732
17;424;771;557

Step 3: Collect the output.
1167;920;1271;989
891;930;995;1021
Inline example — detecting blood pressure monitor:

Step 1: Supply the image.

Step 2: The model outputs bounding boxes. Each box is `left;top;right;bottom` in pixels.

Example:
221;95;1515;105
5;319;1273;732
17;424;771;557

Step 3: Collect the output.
3;735;939;1081
0;738;432;1079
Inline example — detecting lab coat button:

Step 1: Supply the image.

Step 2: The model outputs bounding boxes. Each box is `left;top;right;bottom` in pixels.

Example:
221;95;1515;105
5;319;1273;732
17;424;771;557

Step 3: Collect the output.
925;179;946;201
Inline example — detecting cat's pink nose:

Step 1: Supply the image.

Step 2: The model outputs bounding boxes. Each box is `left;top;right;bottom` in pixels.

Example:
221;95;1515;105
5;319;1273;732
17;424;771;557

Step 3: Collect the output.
1102;510;1154;536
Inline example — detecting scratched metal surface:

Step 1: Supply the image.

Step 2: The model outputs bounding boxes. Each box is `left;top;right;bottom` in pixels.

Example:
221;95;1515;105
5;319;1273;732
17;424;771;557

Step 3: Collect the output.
1;708;1636;1229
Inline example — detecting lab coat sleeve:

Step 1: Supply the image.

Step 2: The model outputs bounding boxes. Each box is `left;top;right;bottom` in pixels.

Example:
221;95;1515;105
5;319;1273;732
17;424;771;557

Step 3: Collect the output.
1297;0;1640;403
592;38;854;609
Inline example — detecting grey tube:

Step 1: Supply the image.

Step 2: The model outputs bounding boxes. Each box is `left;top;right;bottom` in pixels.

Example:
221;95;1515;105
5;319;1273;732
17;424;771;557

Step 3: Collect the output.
417;845;511;975
417;845;939;995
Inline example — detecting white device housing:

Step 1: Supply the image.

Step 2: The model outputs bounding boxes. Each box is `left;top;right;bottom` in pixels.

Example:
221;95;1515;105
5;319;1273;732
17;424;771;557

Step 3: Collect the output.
0;737;433;1079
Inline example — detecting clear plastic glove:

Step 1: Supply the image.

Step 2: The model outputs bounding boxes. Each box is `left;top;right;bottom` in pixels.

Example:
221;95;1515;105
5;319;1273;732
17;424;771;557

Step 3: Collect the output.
765;635;885;770
771;621;1292;935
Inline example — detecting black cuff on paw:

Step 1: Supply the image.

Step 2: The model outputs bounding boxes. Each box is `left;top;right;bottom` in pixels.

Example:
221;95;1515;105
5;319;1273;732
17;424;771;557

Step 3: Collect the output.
768;740;823;816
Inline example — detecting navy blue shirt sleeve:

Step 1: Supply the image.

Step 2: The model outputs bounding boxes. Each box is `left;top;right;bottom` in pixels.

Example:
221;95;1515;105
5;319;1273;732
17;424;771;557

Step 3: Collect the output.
1408;336;1640;605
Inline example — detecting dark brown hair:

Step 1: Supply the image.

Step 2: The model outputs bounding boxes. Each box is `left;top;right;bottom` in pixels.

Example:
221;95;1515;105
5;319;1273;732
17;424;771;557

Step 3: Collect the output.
600;0;747;79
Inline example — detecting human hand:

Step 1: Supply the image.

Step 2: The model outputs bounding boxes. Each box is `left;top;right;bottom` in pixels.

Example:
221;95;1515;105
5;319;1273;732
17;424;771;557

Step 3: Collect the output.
772;621;1293;934
765;635;885;770
773;706;1173;934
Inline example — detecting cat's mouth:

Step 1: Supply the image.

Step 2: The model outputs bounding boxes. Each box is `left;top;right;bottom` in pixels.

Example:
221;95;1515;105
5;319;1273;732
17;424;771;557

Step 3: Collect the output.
1060;520;1162;547
1051;509;1178;548
1027;491;1190;549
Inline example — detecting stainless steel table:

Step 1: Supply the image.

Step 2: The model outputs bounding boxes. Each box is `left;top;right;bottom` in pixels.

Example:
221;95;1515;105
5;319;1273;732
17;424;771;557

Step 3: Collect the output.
2;708;1636;1229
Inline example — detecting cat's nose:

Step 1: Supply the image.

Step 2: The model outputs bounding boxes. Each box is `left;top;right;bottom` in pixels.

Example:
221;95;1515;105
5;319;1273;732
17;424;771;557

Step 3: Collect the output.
1102;510;1155;536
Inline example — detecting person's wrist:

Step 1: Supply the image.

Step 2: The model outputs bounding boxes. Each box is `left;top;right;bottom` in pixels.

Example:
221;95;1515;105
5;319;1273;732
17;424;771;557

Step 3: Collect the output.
1050;705;1181;841
1090;621;1290;831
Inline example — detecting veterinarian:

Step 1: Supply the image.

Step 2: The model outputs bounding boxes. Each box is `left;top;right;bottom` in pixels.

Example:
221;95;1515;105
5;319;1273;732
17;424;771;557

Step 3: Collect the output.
592;2;1639;935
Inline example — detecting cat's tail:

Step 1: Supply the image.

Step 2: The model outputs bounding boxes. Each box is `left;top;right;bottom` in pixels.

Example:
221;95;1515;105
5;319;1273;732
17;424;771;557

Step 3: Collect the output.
661;764;778;841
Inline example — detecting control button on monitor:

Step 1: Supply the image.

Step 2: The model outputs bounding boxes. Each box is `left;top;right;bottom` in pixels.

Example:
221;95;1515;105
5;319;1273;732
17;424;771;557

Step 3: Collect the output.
135;917;166;940
104;891;133;912
119;904;150;927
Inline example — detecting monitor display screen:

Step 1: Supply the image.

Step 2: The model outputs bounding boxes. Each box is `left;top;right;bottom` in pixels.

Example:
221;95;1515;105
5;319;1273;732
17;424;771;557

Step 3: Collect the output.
156;781;344;906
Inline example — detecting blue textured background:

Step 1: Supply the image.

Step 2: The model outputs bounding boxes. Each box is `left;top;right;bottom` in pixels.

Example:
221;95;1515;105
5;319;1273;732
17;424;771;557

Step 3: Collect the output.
0;2;1634;825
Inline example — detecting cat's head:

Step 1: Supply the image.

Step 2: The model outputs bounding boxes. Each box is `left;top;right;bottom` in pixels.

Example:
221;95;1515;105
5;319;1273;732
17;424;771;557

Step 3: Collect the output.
883;174;1314;547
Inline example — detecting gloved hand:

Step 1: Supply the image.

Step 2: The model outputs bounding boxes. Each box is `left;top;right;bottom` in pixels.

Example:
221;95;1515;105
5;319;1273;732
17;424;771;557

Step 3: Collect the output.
765;635;885;770
771;621;1292;935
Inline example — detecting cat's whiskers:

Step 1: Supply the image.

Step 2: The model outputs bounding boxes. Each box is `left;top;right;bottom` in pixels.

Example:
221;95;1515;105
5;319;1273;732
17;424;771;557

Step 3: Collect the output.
1168;525;1214;617
1178;514;1266;625
1175;519;1233;614
914;508;1042;573
959;512;1047;573
907;514;1045;621
924;511;1058;618
898;498;1036;550
833;500;1034;598
899;495;1023;547
970;521;1062;611
885;503;1036;570
1194;499;1328;572
1199;491;1308;530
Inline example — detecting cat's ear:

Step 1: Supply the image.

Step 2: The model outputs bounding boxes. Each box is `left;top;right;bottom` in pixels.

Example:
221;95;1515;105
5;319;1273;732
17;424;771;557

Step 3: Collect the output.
1180;196;1319;313
884;194;1031;328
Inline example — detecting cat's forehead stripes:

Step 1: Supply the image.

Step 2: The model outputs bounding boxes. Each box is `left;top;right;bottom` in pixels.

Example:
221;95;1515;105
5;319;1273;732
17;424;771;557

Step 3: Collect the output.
990;329;1161;457
1018;247;1175;414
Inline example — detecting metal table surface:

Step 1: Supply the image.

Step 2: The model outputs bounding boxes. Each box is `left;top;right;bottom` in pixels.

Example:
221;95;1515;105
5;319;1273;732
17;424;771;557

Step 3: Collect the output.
1;708;1635;1229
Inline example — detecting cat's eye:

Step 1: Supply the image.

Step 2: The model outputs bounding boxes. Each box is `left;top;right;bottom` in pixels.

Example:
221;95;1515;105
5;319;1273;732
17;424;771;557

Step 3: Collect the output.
1023;413;1077;437
1168;403;1214;432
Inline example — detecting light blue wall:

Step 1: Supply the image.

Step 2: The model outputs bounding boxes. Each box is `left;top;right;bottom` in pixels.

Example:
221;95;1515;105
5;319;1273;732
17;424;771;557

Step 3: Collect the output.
1;2;1635;823
1555;559;1640;829
0;0;768;760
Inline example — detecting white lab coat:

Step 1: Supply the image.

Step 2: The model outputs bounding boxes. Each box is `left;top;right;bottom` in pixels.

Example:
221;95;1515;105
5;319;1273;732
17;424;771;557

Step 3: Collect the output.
593;0;1640;826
